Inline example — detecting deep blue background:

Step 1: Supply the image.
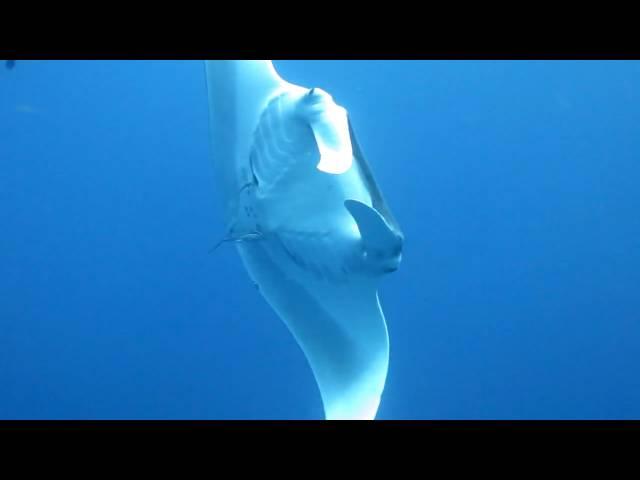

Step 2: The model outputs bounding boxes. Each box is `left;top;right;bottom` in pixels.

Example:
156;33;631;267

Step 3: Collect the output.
1;60;639;419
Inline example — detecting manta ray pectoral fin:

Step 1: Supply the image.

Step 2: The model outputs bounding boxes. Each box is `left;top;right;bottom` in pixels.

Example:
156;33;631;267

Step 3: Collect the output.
204;61;290;224
237;241;389;420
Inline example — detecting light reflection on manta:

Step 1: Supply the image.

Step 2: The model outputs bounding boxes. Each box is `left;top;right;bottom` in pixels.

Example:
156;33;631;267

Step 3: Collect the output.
205;60;404;420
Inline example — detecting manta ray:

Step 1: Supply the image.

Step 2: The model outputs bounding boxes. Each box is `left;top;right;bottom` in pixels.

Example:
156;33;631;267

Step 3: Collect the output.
204;60;404;420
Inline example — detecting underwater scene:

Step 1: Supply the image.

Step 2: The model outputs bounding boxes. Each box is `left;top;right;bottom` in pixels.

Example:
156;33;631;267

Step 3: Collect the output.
1;60;639;420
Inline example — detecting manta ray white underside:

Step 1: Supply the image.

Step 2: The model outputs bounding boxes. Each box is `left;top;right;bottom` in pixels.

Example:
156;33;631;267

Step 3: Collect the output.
204;60;403;420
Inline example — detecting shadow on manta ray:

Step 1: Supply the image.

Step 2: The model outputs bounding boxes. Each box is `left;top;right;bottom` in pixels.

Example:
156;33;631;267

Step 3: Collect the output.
5;60;16;70
205;60;405;420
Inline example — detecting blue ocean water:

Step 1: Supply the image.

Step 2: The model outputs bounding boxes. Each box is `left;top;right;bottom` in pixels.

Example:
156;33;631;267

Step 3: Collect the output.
1;60;639;420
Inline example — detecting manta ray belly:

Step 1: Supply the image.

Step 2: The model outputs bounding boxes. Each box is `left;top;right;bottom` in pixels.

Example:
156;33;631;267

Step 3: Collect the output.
248;90;372;279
